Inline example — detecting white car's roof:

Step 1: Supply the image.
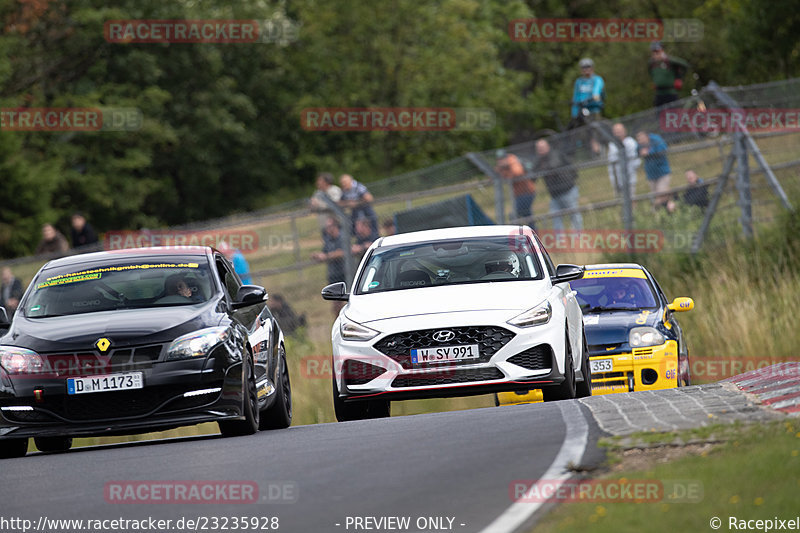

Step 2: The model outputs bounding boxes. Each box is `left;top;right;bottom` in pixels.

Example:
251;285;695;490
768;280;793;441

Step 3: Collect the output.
378;225;530;248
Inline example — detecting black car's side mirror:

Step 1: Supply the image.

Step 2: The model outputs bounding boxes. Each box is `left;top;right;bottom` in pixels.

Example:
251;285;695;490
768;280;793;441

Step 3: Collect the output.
232;285;268;309
0;307;9;327
552;264;584;284
321;282;349;301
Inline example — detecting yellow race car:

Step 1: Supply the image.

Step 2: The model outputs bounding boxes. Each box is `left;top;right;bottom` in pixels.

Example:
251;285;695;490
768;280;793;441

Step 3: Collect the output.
497;263;693;405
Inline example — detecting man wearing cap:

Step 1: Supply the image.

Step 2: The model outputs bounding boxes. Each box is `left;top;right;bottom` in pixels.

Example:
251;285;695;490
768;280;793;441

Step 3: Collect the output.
571;58;605;120
648;42;690;108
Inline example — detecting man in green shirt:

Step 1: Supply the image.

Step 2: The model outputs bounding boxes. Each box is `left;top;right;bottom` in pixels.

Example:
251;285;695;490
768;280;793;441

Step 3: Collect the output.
648;41;689;108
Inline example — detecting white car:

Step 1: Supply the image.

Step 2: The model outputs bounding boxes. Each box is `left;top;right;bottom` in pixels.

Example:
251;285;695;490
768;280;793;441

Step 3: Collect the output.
321;225;590;421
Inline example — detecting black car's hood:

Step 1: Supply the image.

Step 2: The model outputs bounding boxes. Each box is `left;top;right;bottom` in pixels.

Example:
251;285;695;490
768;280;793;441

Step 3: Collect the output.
583;308;662;346
2;301;221;352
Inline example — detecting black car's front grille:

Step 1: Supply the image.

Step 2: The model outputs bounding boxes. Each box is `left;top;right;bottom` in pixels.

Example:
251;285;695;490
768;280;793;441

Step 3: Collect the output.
391;367;505;388
342;360;386;386
374;326;515;369
507;345;552;371
42;343;166;376
37;385;202;421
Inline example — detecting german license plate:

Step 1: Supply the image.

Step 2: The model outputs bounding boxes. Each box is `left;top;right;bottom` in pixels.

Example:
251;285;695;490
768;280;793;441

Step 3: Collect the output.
67;372;144;395
411;345;480;364
590;359;613;374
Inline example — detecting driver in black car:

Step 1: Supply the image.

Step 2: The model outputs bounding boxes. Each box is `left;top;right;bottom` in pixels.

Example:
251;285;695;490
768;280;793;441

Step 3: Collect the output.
165;273;197;301
608;283;633;305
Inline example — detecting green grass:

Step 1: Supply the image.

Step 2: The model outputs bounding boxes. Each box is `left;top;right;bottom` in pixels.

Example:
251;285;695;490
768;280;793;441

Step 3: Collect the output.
532;420;800;533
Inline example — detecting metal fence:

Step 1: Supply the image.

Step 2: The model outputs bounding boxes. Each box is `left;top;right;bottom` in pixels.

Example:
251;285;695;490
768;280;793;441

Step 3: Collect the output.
3;79;799;334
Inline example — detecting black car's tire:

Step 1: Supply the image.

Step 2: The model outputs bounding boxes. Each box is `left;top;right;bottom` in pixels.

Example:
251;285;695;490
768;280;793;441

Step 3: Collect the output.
575;329;592;398
0;438;28;459
543;331;577;402
34;436;73;453
332;376;391;422
260;346;292;430
219;352;260;437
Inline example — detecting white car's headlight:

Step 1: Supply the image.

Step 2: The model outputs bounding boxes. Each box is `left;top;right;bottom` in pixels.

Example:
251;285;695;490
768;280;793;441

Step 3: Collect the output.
629;327;665;348
340;318;380;341
0;346;44;374
507;301;552;328
166;327;230;360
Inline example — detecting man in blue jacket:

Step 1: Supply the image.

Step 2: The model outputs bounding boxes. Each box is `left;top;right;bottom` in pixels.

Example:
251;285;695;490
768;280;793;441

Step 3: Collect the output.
636;131;674;211
571;58;605;119
571;58;605;156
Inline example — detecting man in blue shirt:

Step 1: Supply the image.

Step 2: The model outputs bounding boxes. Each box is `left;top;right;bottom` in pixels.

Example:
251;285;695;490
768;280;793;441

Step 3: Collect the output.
636;131;674;211
571;58;605;119
571;58;605;156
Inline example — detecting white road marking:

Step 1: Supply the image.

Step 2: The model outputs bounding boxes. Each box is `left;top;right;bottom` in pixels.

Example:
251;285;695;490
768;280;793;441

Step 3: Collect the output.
478;401;589;533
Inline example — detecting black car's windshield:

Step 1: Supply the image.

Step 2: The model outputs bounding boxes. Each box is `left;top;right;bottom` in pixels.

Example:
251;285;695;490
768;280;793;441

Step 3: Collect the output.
571;271;658;311
354;235;544;295
24;258;214;318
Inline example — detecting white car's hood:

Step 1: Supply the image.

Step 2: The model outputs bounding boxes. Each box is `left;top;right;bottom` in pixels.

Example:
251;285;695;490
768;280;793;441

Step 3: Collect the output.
346;281;551;323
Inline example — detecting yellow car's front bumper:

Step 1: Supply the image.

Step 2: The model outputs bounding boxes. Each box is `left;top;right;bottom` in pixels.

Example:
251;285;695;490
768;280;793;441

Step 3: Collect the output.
590;340;679;395
495;341;679;405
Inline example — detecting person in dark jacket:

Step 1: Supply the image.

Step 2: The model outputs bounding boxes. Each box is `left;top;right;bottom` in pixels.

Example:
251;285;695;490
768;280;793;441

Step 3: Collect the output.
648;41;689;108
683;169;710;209
35;223;69;256
70;212;98;249
0;267;24;315
533;139;583;230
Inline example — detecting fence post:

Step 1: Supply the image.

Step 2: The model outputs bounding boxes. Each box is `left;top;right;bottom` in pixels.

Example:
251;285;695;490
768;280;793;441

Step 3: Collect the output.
465;152;505;224
735;132;753;239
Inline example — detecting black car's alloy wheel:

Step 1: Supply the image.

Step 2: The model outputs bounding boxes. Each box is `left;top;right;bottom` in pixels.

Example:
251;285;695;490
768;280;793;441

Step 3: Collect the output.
219;352;259;437
260;346;292;429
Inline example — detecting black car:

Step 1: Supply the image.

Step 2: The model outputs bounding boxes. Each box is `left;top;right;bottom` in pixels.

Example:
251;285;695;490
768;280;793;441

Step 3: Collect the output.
0;247;291;459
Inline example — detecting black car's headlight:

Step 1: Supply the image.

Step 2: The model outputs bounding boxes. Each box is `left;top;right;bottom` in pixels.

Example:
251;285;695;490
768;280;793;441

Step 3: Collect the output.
0;346;44;374
340;318;380;342
629;327;665;348
166;327;230;361
507;301;552;328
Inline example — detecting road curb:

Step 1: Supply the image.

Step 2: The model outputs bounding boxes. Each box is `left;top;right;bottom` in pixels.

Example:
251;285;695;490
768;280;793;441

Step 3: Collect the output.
723;361;800;415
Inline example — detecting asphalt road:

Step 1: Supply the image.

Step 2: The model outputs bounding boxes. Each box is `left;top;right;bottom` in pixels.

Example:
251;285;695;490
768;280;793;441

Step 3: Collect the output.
0;401;602;533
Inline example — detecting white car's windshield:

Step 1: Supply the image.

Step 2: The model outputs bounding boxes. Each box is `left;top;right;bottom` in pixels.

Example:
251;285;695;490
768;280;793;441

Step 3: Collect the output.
354;235;544;294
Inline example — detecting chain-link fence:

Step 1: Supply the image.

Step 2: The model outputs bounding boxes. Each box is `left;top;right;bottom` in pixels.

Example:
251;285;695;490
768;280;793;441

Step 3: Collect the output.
2;79;799;337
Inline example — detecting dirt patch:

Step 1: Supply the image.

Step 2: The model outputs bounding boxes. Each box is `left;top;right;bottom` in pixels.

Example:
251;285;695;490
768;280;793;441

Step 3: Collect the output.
607;442;719;473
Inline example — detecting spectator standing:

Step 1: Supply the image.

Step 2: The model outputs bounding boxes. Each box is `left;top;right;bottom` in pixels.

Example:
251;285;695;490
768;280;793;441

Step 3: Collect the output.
648;42;689;108
35;223;69;256
607;123;640;199
312;216;347;316
218;241;253;284
683;169;710;209
70;212;98;249
339;174;378;232
351;216;380;260
636;131;674;211
0;267;24;316
533;139;583;231
309;172;343;229
495;151;536;226
571;58;605;119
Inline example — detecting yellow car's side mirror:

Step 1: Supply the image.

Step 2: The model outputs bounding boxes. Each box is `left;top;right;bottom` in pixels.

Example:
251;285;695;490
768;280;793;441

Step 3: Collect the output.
667;297;694;312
